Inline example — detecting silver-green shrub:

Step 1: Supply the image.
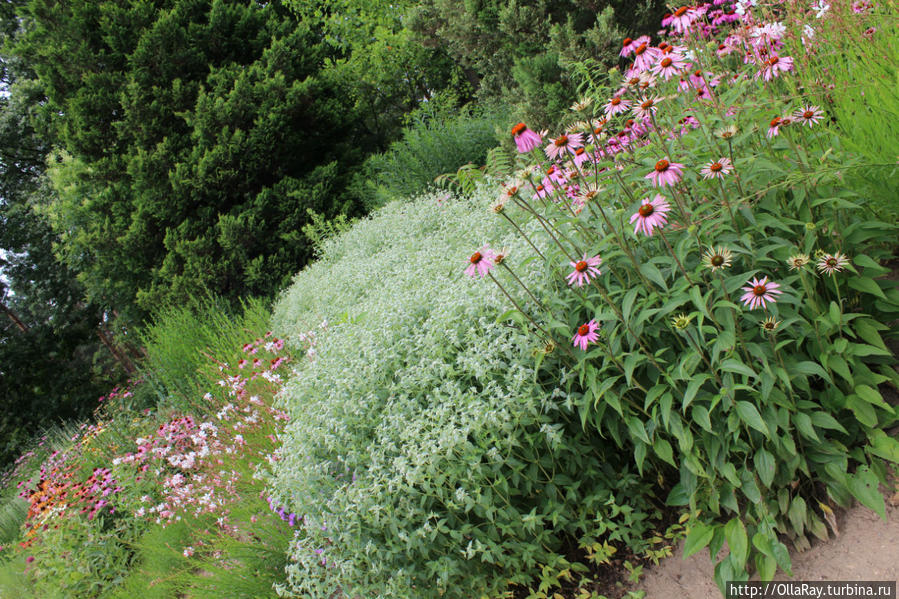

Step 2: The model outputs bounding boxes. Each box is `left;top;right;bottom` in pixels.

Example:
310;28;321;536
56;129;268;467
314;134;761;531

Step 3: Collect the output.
267;190;657;598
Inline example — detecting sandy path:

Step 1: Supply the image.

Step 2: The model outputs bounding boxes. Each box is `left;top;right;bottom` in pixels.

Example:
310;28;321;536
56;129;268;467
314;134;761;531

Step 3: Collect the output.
639;493;899;597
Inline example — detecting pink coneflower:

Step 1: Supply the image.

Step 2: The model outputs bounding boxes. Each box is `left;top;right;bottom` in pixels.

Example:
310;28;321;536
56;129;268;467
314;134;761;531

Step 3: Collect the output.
632;96;660;120
700;157;733;179
511;123;543;153
652;54;688;80
545;133;584;160
630;194;671;236
645;158;684;187
572;319;599;351
757;55;794;81
816;251;849;274
740;276;783;309
668;5;696;33
620;37;636;57
793;105;824;127
465;246;497;278
571;146;591;167
632;43;661;72
766;116;783;139
603;95;632;117
566;254;602;287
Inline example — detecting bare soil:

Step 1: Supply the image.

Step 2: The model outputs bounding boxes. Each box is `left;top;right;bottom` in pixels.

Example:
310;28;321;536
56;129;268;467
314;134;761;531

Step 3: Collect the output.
638;490;899;597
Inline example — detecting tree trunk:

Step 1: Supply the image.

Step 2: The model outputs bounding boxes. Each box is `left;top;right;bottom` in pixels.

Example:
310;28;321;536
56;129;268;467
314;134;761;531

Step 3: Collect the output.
1;299;29;333
96;325;136;375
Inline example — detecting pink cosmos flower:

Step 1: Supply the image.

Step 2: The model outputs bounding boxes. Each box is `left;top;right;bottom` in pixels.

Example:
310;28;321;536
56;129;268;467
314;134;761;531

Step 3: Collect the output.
465;246;497;278
700;157;733;179
511;123;543;153
572;319;599;351
545;132;584;161
630;194;671;236
566;254;602;287
603;95;632;117
645;158;684;187
793;105;824;127
740;276;783;310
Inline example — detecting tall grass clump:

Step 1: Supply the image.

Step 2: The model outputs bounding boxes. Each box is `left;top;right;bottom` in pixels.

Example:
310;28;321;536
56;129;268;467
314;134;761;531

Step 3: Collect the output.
267;190;663;598
463;0;898;591
139;296;272;410
777;0;899;218
353;93;506;209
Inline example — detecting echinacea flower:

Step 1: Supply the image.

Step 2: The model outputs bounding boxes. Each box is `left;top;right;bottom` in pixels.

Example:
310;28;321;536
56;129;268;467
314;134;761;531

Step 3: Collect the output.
566;254;602;287
668;5;696;34
766;116;783;139
570;97;594;112
786;253;810;270
645;158;684;187
652;54;688;80
715;124;738;139
671;313;693;329
630;194;671;236
760;316;781;333
572;319;599;350
816;251;849;275
603;95;632;117
511;123;543;153
757;55;794;81
700;157;734;179
632;96;660;120
465;246;497;278
740;276;783;309
545;133;584;161
701;246;733;271
793;105;824;127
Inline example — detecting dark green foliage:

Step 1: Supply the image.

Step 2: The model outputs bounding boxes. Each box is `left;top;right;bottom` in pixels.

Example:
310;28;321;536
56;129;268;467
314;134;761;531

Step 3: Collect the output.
10;0;390;321
406;0;666;127
0;73;121;468
352;94;505;209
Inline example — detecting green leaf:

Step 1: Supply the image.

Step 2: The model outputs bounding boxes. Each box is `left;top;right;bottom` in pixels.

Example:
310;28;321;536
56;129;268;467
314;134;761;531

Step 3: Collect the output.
849;466;886;519
724;518;748;570
793;412;819;441
867;429;899;463
854;254;889;274
847;277;887;300
627;417;650;444
853;318;889;350
793;361;832;383
754;449;776;488
622;288;641;323
683;374;709;412
827;354;853;385
653;437;676;467
755;554;777;581
752;531;774;558
683;522;715;558
691;405;713;432
735;401;770;437
689;286;710;319
809;412;848;434
721;359;758;381
855;384;889;409
787;496;807;534
641;262;668;290
847;395;878;427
